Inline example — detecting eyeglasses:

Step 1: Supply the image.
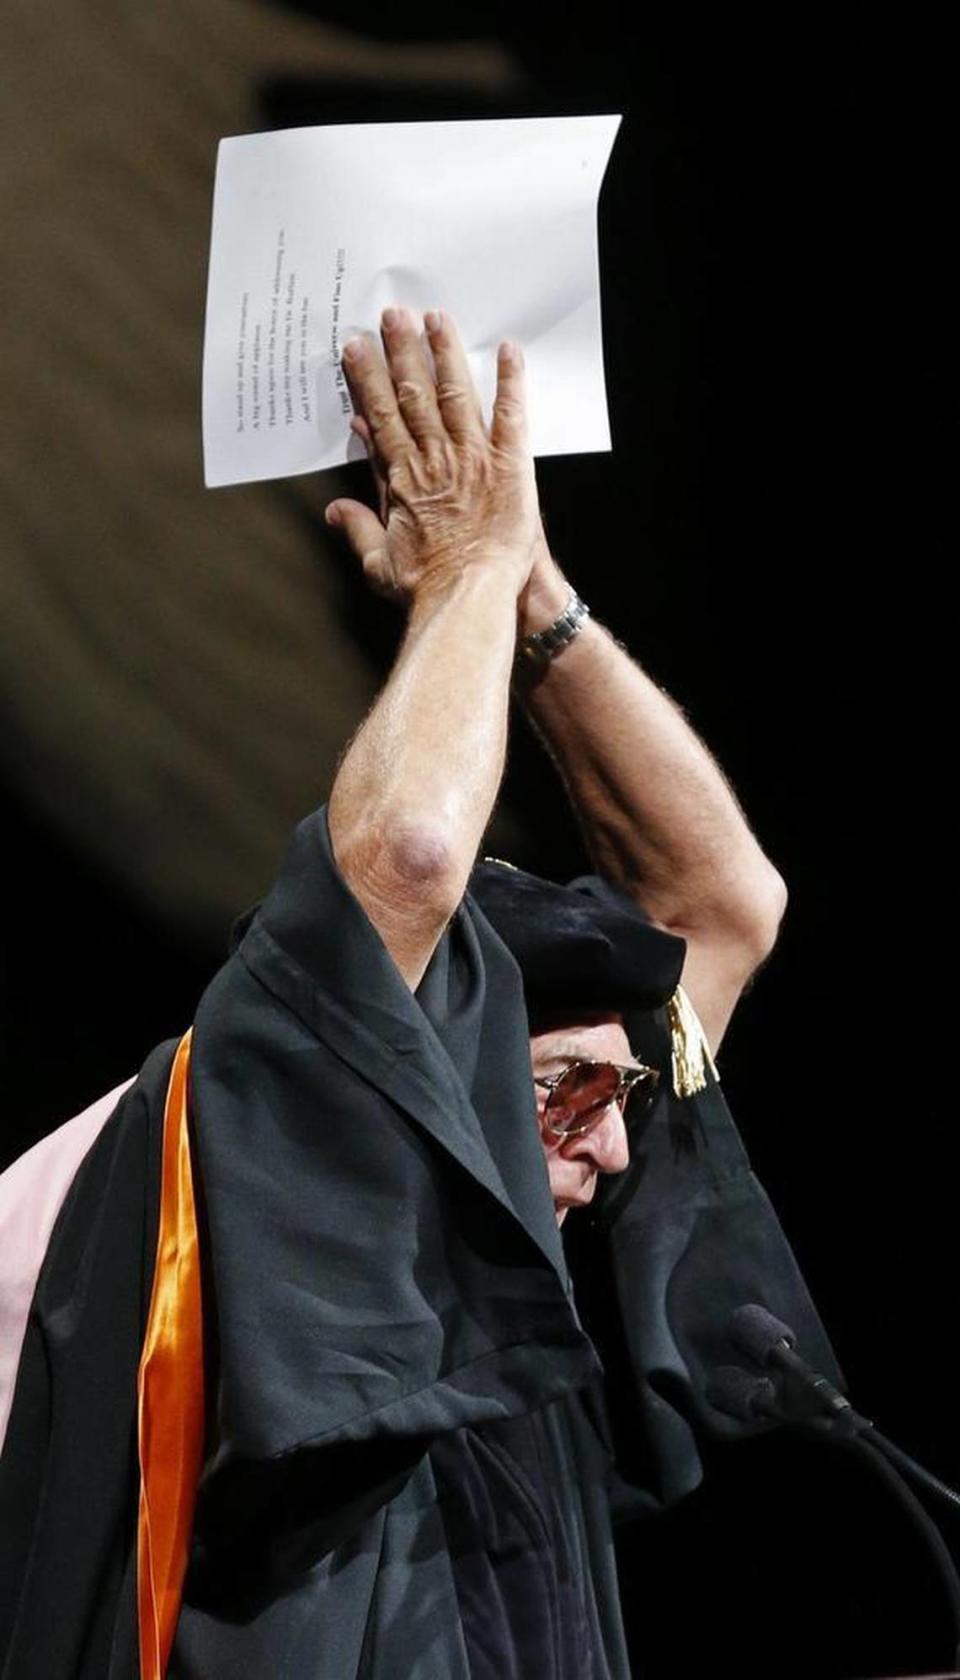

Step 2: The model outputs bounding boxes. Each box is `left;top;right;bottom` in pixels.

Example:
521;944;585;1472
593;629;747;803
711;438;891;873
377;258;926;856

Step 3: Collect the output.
534;1059;660;1139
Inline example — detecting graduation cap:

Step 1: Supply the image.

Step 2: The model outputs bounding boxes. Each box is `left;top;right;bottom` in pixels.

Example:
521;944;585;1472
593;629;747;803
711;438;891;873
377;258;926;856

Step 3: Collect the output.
469;857;717;1099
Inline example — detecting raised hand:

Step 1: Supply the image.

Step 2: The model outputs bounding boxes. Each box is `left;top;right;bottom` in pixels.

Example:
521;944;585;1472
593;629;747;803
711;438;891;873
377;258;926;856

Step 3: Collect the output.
325;307;541;605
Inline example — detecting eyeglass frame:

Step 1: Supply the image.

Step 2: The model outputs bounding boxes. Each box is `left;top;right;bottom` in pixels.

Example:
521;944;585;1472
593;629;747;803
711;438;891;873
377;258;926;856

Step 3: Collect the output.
533;1058;661;1139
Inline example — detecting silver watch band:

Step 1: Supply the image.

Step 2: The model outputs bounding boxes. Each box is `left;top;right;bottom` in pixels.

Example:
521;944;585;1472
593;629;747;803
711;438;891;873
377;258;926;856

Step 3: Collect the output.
517;591;590;671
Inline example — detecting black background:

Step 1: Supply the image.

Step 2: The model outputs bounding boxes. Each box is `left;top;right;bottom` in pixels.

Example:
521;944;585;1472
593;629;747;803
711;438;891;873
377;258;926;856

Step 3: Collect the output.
1;20;954;1676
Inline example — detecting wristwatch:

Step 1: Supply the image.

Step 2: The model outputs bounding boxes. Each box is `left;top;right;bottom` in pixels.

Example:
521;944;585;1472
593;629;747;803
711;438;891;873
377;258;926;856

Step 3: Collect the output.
517;592;591;671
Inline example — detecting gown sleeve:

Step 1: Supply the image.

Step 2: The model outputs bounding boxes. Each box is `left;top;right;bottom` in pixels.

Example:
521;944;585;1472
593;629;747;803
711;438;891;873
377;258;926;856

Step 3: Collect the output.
560;874;845;1515
184;804;598;1591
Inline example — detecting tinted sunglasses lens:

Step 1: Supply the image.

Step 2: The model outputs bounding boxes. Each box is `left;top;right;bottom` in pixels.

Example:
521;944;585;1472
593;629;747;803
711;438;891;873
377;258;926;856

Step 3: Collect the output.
546;1062;621;1132
624;1069;658;1116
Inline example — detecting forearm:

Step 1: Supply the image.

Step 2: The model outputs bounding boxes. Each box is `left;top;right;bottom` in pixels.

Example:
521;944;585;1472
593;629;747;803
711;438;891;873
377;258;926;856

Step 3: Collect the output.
330;564;518;909
323;311;539;987
518;556;786;942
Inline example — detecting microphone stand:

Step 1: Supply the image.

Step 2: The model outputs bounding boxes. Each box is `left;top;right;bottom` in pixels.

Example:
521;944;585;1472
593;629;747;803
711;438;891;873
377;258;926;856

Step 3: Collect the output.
717;1305;960;1671
796;1413;960;1670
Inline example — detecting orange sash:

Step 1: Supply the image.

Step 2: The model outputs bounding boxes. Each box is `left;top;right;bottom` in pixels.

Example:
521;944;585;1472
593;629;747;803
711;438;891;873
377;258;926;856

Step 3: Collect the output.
136;1029;205;1680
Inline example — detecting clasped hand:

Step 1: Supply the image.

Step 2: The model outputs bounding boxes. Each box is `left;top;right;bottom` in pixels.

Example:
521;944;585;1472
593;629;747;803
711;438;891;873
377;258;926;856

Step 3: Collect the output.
325;308;543;605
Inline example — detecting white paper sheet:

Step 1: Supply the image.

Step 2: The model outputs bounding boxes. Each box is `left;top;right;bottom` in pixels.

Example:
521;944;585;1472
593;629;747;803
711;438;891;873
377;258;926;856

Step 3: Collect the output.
201;115;622;488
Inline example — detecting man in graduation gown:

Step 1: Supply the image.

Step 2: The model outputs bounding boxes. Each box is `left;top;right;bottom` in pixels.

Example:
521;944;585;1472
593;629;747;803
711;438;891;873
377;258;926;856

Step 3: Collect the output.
0;308;842;1678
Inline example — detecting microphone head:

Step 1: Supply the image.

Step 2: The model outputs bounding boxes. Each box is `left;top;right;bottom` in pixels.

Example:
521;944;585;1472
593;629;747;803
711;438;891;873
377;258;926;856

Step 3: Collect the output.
704;1364;779;1422
729;1302;797;1367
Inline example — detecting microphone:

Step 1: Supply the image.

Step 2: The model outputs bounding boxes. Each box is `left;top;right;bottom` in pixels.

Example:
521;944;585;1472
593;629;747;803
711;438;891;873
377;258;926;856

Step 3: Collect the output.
728;1303;866;1426
724;1303;960;1512
709;1303;960;1668
703;1364;780;1423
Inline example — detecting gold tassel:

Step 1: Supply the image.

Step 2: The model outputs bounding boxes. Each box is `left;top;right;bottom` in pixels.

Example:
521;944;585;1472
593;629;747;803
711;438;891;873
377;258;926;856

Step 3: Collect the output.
667;984;719;1097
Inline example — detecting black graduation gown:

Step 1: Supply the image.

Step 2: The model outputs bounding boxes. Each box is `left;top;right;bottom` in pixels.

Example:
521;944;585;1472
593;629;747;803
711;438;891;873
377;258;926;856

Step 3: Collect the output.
0;805;843;1678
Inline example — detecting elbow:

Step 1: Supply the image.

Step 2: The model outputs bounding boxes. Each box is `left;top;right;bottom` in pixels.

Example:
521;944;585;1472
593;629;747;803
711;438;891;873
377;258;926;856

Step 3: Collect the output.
739;865;789;962
662;868;788;1006
696;865;788;967
340;816;464;924
389;821;463;912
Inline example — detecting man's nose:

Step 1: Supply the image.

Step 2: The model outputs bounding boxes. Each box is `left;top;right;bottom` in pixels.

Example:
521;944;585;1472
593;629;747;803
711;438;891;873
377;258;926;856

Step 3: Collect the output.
578;1101;631;1175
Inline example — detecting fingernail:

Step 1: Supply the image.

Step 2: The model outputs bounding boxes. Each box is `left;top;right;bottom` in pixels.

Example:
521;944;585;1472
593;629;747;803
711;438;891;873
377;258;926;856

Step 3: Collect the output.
382;307;402;330
343;337;363;362
325;504;341;526
425;310;443;334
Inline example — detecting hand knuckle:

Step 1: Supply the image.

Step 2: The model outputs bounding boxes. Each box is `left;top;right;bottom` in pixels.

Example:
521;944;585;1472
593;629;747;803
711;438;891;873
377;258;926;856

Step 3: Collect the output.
436;379;466;408
369;401;396;432
395;379;425;411
421;439;449;477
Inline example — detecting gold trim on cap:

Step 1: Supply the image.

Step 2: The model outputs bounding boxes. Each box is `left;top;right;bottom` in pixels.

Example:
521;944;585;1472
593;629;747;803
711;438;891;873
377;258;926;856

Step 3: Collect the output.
667;984;719;1097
